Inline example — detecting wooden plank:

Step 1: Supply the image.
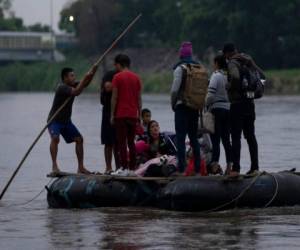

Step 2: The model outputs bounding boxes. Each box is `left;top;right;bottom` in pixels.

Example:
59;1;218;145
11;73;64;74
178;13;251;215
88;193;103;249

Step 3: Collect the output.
47;171;176;181
47;171;225;182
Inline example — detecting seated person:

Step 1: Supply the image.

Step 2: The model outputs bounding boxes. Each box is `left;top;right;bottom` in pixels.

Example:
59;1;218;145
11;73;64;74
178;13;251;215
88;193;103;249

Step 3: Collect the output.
135;120;174;168
146;120;172;159
141;108;152;132
136;108;152;141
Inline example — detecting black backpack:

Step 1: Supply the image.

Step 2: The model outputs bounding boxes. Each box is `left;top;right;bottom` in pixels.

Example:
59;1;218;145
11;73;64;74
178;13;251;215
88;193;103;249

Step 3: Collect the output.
232;57;265;99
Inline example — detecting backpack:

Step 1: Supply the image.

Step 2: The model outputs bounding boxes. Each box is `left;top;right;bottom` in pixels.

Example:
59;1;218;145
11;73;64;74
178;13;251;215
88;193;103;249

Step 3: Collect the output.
180;64;209;110
233;59;265;99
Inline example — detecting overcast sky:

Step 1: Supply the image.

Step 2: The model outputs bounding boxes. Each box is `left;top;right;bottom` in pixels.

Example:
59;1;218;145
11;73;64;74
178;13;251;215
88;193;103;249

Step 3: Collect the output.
12;0;71;32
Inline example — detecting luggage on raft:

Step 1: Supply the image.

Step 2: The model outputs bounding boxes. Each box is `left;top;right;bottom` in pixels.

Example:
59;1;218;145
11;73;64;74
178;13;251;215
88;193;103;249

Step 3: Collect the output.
46;171;300;211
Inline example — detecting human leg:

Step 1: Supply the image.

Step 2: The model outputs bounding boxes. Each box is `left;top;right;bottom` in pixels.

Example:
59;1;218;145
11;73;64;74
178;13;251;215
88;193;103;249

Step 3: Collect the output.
127;118;137;170
50;137;60;172
175;106;188;173
243;115;259;171
230;104;243;173
187;109;201;173
210;109;222;163
220;109;232;164
113;144;120;170
74;136;91;174
104;145;113;172
59;121;90;173
114;118;128;169
48;122;62;172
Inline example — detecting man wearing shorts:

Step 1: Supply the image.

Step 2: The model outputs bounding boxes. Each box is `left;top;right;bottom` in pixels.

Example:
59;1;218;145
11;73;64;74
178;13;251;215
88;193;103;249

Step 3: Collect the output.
48;66;98;174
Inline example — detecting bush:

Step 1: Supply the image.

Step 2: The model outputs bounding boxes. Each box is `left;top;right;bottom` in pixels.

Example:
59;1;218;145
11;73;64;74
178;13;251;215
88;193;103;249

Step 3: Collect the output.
0;54;92;92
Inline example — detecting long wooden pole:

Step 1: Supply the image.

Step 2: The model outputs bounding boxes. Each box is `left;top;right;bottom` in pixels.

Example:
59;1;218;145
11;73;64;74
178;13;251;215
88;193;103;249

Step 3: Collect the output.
0;13;142;201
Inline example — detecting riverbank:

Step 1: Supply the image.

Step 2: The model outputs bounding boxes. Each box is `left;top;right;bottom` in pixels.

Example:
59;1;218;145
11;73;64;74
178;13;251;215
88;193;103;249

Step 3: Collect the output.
0;54;299;94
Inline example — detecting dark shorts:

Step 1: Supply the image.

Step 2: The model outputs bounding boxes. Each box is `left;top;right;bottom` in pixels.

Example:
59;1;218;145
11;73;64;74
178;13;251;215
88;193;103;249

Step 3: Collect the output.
48;121;82;144
101;114;115;146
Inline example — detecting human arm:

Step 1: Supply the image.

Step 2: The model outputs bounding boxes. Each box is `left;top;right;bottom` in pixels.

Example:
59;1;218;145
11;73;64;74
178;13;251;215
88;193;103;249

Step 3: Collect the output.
100;71;116;105
71;64;98;96
138;78;142;120
206;73;219;107
227;61;240;91
110;87;117;125
170;66;183;111
138;92;142;120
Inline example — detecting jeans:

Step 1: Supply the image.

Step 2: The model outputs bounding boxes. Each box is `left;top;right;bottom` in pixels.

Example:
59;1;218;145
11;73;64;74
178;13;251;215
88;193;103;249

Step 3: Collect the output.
175;105;200;173
230;101;259;172
210;108;232;164
114;118;137;170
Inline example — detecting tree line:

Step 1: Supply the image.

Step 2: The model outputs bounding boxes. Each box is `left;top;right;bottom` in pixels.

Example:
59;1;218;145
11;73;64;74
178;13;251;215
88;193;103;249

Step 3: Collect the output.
59;0;300;69
0;0;50;32
0;0;299;69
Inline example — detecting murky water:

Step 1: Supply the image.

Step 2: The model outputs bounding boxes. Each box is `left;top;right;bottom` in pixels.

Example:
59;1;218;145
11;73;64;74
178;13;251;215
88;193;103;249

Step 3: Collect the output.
1;93;300;249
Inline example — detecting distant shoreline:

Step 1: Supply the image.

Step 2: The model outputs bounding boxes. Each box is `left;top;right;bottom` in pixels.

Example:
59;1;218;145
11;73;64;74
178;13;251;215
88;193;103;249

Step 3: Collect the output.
0;54;299;94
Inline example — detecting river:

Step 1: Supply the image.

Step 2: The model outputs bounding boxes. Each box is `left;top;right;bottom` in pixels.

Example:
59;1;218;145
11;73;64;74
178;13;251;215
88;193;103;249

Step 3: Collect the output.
1;93;300;249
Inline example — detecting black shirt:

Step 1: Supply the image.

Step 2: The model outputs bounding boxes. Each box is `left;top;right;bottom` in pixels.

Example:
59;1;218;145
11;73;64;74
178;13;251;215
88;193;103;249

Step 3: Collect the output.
100;70;117;117
48;83;74;123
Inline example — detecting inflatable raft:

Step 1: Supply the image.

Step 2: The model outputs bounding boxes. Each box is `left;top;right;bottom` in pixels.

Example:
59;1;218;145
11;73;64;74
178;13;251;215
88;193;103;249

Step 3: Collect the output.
46;171;300;211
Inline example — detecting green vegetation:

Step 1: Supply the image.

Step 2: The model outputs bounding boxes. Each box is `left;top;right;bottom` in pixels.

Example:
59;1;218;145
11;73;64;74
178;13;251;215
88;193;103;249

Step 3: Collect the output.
0;55;173;93
0;56;299;95
60;0;300;69
141;72;172;93
143;69;300;95
265;69;300;94
0;0;50;32
0;0;299;94
0;55;93;91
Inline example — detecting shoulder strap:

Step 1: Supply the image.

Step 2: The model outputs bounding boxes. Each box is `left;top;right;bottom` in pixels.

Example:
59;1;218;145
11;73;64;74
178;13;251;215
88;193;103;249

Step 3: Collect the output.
178;64;188;93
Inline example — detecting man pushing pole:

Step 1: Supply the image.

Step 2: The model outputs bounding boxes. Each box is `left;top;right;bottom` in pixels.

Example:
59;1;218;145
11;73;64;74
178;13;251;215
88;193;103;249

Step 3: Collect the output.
0;14;142;200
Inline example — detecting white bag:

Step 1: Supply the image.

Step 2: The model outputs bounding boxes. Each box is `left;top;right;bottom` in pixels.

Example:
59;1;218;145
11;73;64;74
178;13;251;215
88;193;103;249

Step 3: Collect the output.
199;110;215;134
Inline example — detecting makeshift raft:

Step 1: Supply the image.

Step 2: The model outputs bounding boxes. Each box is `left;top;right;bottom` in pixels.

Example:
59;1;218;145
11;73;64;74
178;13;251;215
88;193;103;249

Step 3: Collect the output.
46;171;300;211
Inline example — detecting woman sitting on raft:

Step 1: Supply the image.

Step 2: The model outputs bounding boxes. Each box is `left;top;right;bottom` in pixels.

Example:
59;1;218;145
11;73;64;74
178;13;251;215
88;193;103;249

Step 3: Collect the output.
135;120;177;176
136;120;172;163
146;120;171;158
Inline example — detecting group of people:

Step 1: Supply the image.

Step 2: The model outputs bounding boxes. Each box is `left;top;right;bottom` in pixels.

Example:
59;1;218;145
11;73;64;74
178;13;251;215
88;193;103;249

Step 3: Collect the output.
47;41;264;177
171;42;264;177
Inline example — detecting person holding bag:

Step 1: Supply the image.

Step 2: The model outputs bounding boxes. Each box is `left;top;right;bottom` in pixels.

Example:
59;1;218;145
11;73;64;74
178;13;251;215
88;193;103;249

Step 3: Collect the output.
206;54;232;174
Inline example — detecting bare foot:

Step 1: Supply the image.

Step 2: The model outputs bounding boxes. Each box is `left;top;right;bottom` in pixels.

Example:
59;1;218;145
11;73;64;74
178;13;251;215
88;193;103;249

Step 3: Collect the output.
77;167;92;175
52;165;61;173
104;168;113;175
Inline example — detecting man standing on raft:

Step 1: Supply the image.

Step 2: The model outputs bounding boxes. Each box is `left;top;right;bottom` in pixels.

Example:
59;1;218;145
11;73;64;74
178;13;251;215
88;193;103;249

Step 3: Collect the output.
111;54;142;174
48;66;98;174
171;42;208;175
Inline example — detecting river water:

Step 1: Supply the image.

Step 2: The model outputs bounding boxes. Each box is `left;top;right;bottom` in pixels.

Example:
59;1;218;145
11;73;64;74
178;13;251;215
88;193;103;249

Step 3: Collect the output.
1;93;300;249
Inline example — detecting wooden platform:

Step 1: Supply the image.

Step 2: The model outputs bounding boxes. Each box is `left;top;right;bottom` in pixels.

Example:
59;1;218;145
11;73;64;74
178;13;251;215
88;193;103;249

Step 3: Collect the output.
46;171;260;183
46;171;180;182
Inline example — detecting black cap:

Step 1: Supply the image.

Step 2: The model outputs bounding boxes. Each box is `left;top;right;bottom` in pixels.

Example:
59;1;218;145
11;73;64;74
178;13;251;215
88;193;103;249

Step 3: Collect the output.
222;43;236;54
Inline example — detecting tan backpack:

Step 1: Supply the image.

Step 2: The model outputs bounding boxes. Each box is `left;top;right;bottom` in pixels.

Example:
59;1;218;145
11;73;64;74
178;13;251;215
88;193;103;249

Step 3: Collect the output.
180;64;209;110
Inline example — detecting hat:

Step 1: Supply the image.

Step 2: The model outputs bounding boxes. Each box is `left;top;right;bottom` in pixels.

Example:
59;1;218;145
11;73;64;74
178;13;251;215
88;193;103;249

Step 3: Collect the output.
179;42;193;58
222;43;236;54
